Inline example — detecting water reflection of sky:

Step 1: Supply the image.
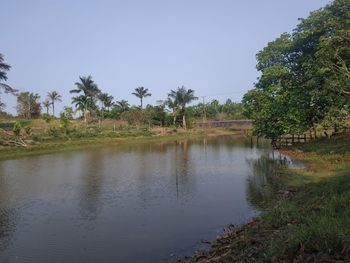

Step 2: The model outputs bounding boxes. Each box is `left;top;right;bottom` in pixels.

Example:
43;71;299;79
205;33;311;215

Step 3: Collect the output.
0;136;276;263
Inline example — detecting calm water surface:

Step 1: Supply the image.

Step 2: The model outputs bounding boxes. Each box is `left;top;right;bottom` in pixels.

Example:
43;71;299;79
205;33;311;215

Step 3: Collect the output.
0;135;274;263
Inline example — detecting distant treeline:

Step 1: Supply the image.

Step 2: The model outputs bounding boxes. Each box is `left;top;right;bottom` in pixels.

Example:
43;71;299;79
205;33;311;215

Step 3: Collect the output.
0;56;243;128
242;0;350;138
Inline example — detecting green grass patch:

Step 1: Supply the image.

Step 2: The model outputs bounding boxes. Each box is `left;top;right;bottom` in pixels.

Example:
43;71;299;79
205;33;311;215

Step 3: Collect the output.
0;120;32;130
184;135;350;263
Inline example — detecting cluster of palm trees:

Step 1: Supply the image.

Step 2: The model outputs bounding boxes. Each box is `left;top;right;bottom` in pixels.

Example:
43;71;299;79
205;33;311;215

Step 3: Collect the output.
167;87;197;127
43;91;62;116
1;53;199;128
69;75;198;128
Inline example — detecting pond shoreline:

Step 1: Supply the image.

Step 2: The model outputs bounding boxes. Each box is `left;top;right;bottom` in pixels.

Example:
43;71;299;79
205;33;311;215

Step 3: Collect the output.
0;128;243;160
177;134;350;262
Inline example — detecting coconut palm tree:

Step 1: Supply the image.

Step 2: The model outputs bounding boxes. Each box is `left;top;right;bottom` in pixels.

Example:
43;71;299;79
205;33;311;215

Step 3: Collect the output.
132;87;151;109
47;91;62;117
116;100;130;113
168;86;197;128
166;97;178;125
0;53;18;110
42;99;51;115
70;76;100;123
98;92;114;119
98;92;113;120
71;95;94;120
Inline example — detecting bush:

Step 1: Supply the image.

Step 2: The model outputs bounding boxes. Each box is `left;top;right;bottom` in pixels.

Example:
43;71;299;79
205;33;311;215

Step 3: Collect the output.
13;121;22;137
25;126;32;136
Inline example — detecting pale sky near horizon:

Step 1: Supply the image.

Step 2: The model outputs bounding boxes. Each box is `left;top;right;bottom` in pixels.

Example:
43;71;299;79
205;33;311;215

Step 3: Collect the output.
1;0;330;115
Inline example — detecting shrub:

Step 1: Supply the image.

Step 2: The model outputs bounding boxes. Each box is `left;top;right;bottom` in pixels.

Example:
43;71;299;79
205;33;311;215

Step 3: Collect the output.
13;121;22;137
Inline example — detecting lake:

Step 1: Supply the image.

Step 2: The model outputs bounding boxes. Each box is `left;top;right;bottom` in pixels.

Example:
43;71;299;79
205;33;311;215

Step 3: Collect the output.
0;135;274;263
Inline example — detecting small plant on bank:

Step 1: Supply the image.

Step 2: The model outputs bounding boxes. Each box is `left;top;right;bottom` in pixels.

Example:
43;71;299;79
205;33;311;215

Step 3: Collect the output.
42;113;53;132
48;127;60;138
13;121;22;137
24;126;32;136
60;115;70;135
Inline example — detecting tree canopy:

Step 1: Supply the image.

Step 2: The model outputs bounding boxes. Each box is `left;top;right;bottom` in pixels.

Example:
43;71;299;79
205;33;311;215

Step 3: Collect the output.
243;0;350;139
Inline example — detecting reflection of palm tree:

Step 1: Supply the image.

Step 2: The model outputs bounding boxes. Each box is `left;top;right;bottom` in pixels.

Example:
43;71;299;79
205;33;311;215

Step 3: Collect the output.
79;152;104;221
173;139;196;203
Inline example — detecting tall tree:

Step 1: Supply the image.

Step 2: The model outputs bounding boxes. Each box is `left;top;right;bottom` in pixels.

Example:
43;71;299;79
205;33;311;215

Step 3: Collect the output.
70;76;100;123
116;100;130;112
47;91;62;117
132;87;151;109
168;86;197;128
0;53;18;110
243;0;350;138
98;92;114;119
42;99;51;115
166;97;178;125
17;92;41;118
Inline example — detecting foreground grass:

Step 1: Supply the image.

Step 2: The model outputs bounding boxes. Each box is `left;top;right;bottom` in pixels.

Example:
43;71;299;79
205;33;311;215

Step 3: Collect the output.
181;134;350;262
0;128;237;160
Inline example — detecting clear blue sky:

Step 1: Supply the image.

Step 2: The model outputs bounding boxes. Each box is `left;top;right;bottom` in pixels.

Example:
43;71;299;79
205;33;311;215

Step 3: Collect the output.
2;0;330;115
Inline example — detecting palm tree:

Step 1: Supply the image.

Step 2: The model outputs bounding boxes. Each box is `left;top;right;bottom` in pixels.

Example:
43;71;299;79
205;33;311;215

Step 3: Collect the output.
0;53;18;110
166;97;178;125
70;76;100;123
98;92;114;119
132;87;151;109
47;91;62;116
168;86;197;128
42;99;51;115
116;100;130;113
99;92;113;119
71;95;94;119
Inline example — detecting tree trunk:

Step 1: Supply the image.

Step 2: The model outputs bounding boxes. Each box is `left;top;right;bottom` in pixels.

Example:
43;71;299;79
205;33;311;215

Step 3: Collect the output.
173;110;177;126
52;102;55;117
100;102;104;122
182;114;186;129
84;102;87;124
140;98;143;109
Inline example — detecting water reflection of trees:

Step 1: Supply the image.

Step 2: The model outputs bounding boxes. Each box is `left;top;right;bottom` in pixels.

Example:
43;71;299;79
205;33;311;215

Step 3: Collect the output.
79;151;105;222
173;140;195;202
0;164;18;254
245;152;279;210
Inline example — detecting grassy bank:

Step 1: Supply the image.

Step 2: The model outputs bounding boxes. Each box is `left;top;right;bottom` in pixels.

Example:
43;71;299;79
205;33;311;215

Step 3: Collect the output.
0;128;238;160
181;134;350;262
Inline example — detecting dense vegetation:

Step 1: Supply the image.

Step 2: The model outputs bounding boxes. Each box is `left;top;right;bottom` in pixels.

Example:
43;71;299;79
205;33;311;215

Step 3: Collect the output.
0;55;244;138
243;0;350;139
